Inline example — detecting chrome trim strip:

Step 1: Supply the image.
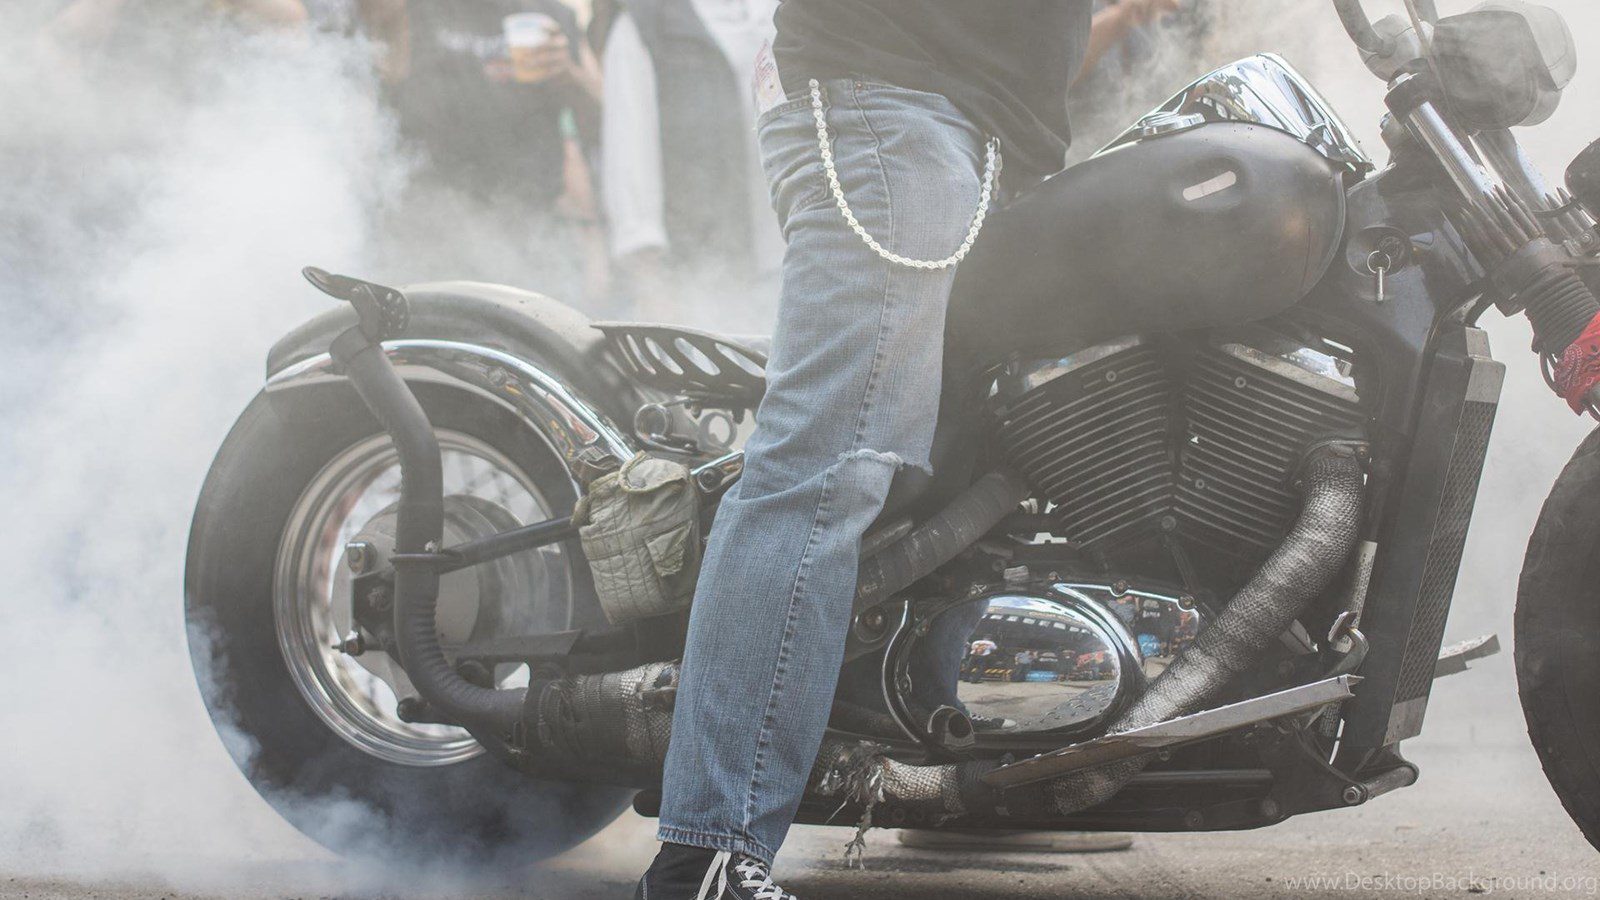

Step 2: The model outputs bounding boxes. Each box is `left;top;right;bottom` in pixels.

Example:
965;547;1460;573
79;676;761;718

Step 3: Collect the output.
266;339;636;467
998;335;1146;400
1099;54;1373;176
1217;342;1362;403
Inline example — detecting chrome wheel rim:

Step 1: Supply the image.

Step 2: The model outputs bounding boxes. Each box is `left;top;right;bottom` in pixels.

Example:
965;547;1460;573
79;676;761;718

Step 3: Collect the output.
274;430;571;766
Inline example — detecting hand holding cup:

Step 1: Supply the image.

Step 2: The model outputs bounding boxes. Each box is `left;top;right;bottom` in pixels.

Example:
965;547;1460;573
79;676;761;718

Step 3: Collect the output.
503;12;573;84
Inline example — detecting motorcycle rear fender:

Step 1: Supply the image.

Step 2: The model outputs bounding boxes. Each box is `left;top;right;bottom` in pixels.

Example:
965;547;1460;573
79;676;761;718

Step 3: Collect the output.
263;280;640;472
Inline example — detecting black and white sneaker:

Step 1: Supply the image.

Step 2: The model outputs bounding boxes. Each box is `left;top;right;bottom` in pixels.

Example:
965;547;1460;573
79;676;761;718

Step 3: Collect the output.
635;844;798;900
969;714;1015;732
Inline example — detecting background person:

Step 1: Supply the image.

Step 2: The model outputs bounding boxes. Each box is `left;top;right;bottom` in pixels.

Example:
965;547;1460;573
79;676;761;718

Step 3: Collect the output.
600;0;783;324
966;635;998;684
1069;0;1209;160
1011;648;1036;682
1080;0;1183;84
383;0;609;304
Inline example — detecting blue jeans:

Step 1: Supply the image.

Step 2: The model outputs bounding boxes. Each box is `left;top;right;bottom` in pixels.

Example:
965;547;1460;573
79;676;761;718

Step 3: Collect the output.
657;78;988;863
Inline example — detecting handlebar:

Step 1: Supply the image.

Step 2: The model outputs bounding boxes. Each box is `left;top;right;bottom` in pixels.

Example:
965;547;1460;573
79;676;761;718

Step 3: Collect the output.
1332;0;1440;57
1332;0;1393;56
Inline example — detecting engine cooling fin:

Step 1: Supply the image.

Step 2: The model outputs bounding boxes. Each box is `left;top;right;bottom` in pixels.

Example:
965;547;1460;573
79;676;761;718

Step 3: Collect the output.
999;338;1174;549
995;332;1365;561
1180;342;1365;554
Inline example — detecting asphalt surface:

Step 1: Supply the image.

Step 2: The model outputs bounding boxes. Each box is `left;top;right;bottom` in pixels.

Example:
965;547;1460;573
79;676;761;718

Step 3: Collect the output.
5;663;1598;900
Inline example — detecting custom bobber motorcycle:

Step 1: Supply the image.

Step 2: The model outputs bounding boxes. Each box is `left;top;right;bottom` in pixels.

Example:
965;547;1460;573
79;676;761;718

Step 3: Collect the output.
188;0;1600;864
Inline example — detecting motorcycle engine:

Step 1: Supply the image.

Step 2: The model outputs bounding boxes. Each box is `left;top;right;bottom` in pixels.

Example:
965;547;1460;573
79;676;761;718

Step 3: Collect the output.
992;326;1366;582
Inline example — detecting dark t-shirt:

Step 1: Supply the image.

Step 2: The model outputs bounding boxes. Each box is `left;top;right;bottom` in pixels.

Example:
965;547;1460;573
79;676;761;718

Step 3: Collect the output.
773;0;1092;185
395;0;582;205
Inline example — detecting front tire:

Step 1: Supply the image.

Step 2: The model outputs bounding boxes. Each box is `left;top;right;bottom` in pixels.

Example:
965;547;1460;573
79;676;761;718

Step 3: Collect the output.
1517;426;1600;853
185;384;630;865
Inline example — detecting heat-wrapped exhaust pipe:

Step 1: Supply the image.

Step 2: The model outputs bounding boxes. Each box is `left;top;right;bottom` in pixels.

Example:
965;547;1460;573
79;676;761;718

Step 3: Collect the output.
519;661;679;778
814;446;1367;819
513;470;1029;770
1042;447;1364;813
517;450;1362;818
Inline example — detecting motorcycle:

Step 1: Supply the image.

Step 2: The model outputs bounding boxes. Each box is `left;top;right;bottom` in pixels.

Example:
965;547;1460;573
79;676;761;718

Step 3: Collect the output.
186;0;1600;864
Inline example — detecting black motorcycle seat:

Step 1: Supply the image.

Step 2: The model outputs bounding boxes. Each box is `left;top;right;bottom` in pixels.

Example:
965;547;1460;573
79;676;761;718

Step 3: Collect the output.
594;322;769;408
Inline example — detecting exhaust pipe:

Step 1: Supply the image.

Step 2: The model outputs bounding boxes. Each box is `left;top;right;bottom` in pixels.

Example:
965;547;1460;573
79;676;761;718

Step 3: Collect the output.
1045;446;1364;813
514;450;1364;814
514;471;1031;771
510;449;1363;821
815;446;1367;819
520;662;679;778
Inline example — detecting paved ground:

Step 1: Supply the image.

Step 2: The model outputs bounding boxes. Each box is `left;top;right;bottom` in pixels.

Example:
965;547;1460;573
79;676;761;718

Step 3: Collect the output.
4;663;1597;900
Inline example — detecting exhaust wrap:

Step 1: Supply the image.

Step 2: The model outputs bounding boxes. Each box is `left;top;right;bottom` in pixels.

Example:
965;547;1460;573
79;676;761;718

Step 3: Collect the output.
521;452;1363;821
813;449;1366;818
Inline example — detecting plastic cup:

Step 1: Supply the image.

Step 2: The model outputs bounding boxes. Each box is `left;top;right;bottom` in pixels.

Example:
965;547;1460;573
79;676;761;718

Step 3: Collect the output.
504;12;559;83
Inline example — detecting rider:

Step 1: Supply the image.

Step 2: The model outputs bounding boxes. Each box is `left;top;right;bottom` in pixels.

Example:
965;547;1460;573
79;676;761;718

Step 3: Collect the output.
635;2;1095;897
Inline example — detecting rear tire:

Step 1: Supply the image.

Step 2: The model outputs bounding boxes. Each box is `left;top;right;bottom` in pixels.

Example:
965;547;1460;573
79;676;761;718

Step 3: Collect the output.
1516;426;1600;853
185;384;630;866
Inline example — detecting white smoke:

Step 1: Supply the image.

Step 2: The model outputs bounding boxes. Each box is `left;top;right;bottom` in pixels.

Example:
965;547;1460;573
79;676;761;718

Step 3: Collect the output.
0;5;655;892
3;0;1600;893
0;3;407;885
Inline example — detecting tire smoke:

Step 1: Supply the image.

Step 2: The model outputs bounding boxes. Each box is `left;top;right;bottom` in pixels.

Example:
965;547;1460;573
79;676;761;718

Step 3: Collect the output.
3;0;1599;894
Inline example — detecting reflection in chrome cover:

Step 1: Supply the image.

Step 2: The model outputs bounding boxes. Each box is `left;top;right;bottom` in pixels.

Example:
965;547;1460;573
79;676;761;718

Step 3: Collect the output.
1099;54;1373;176
891;581;1210;744
1054;583;1208;681
960;594;1131;734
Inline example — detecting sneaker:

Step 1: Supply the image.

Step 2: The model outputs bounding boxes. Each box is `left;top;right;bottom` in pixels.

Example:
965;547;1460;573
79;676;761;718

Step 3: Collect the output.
635;844;798;900
969;714;1015;732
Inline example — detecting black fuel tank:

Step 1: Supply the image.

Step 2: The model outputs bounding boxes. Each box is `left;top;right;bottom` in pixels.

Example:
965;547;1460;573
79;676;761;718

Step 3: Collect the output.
949;123;1347;360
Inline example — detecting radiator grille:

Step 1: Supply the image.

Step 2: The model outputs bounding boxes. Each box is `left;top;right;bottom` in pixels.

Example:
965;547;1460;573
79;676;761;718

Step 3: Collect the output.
1393;400;1497;703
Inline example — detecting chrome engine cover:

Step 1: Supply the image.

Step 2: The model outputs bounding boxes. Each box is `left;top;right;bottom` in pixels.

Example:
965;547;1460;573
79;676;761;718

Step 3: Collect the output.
885;580;1211;747
992;328;1365;563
